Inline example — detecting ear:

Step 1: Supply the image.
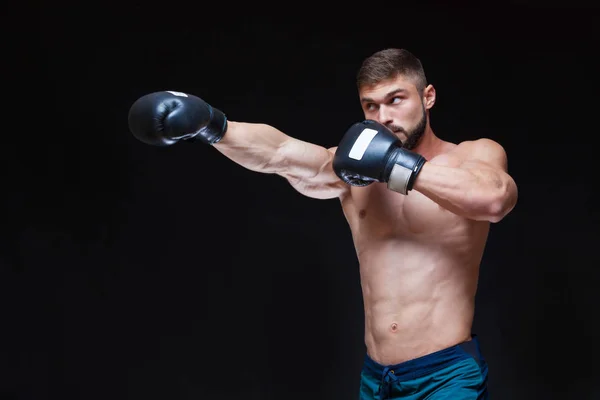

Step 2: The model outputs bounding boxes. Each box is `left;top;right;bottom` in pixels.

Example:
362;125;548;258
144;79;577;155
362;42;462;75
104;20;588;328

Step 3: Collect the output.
423;84;436;110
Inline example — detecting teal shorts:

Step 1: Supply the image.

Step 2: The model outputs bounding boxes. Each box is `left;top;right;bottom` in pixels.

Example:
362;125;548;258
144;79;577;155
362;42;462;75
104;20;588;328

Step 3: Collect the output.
359;335;488;399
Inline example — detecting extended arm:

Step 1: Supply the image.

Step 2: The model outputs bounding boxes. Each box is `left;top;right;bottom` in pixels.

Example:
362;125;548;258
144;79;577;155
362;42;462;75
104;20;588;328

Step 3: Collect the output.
413;139;518;223
127;90;347;200
214;121;347;199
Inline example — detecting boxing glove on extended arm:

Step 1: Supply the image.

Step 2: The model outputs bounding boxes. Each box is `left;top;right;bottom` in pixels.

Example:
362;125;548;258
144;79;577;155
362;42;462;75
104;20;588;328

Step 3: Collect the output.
128;91;227;146
332;120;426;195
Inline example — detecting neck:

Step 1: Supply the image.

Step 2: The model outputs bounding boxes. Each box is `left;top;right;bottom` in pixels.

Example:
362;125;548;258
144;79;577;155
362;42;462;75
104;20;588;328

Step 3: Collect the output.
412;126;445;160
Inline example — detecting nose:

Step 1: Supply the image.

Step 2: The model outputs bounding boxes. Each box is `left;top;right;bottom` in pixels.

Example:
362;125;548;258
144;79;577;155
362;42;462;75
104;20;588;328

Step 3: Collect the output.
378;106;393;126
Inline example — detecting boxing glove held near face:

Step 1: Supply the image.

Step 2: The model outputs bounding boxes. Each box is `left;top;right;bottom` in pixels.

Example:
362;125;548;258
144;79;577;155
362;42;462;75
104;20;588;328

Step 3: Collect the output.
128;91;227;146
332;120;426;195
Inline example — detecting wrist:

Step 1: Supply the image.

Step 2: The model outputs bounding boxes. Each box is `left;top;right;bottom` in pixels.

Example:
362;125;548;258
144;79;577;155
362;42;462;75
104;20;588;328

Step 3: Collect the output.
386;148;426;195
188;105;228;145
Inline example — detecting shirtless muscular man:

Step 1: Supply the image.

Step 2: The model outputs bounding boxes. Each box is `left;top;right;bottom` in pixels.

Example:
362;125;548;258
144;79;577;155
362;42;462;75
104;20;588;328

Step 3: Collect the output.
128;48;518;399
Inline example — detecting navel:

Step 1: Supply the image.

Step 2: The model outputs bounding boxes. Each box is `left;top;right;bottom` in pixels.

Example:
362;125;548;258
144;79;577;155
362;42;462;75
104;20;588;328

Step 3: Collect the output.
359;209;367;219
390;323;398;333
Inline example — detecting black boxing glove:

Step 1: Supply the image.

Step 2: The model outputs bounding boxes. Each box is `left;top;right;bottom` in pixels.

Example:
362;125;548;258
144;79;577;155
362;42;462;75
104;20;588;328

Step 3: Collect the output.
332;120;426;195
128;90;227;146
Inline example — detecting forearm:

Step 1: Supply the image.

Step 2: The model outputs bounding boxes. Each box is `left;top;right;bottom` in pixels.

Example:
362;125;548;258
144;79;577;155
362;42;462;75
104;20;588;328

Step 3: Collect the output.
213;121;291;174
412;162;517;222
213;121;335;182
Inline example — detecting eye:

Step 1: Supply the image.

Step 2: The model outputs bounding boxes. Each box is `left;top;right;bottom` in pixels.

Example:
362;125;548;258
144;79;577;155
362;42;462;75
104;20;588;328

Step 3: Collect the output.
390;96;403;104
365;103;377;111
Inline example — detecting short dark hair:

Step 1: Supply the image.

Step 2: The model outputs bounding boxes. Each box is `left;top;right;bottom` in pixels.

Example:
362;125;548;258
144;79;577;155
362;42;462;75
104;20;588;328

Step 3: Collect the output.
356;48;428;95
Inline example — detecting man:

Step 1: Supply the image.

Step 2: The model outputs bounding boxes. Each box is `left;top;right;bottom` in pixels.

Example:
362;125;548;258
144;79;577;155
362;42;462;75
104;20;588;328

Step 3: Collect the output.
128;48;518;399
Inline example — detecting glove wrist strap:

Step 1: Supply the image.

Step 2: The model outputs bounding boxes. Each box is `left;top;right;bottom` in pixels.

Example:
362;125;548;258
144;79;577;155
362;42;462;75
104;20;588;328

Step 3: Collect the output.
387;148;426;195
188;106;228;145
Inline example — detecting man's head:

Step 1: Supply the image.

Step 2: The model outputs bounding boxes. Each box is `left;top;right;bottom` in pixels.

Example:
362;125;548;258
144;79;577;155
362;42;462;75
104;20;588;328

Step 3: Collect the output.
356;48;436;150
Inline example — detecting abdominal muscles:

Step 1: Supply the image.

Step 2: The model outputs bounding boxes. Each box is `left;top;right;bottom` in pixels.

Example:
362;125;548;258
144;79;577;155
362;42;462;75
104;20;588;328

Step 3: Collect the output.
354;212;488;364
358;238;481;364
342;183;490;364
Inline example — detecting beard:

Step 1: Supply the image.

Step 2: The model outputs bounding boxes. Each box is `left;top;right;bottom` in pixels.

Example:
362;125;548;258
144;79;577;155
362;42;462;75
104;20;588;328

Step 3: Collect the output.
386;105;427;150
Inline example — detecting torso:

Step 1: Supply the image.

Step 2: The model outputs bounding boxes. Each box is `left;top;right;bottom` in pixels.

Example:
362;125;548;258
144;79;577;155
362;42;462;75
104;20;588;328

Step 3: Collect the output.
339;143;490;365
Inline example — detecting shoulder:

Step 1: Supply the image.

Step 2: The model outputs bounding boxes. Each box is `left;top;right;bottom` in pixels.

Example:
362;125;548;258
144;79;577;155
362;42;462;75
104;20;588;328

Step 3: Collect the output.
455;138;505;154
451;138;508;167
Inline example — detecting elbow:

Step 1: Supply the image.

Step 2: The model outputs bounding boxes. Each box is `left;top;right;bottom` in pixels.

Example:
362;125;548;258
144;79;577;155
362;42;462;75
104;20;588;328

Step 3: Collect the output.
487;201;508;223
268;138;294;176
485;181;518;223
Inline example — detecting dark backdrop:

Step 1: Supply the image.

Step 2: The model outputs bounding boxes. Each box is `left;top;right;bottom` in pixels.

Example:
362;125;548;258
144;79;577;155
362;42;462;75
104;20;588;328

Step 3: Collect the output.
4;6;600;400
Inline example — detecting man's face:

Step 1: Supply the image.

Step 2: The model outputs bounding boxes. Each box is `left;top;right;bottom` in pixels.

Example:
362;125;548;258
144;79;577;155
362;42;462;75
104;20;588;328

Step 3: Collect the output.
359;75;434;150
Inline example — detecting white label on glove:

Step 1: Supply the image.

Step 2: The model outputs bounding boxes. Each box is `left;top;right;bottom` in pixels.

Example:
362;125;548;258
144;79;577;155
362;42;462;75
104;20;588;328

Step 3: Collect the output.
166;91;188;97
349;128;378;160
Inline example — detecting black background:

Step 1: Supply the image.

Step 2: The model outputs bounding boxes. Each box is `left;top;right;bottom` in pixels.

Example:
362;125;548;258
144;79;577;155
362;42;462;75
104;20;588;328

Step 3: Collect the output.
4;6;600;399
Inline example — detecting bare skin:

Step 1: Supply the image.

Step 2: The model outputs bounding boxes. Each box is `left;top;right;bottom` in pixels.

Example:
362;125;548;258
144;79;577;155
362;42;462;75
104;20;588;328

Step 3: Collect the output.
212;75;518;365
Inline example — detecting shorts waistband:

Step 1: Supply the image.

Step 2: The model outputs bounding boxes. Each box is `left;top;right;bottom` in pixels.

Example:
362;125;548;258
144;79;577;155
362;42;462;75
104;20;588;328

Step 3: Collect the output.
363;335;484;381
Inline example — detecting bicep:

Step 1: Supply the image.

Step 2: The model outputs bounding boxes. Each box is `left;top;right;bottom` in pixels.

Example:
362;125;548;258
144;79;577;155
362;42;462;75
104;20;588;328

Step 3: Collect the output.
278;140;348;199
456;139;517;200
